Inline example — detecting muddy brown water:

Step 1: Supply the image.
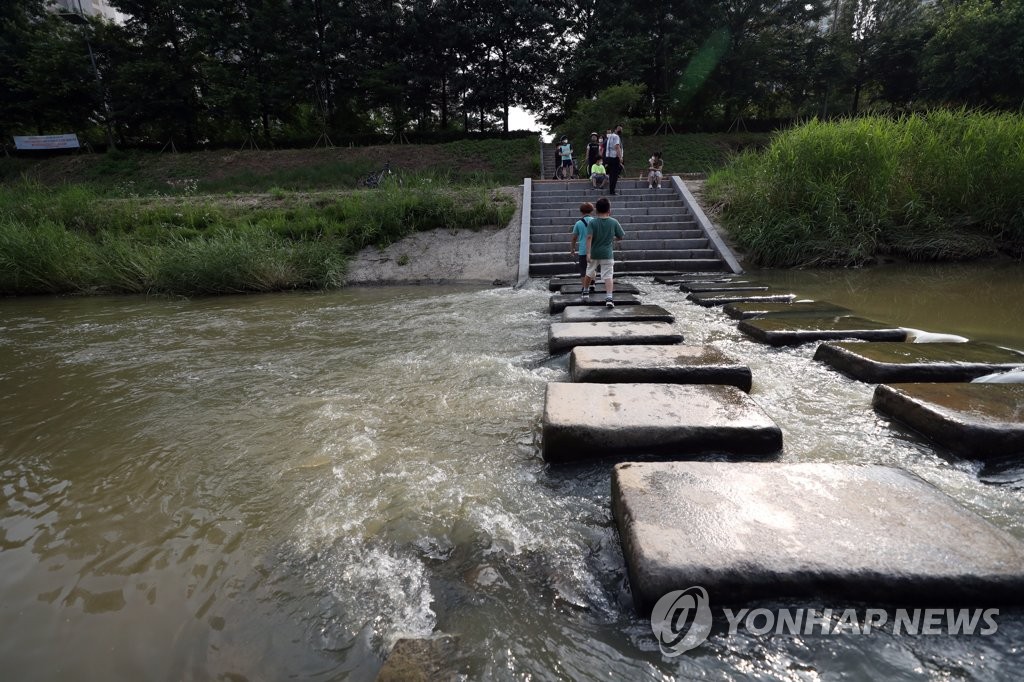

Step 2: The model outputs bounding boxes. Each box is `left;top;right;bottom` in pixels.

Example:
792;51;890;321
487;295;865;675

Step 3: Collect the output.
1;262;1022;680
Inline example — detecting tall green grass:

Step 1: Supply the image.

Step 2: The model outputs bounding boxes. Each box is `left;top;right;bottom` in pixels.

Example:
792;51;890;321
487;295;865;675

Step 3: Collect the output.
705;111;1024;266
0;182;515;296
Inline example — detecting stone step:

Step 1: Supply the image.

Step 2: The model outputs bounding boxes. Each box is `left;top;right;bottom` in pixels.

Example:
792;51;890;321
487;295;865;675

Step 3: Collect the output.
530;217;697;229
688;292;797;307
874;383;1024;459
530;259;728;276
560;304;675;323
548;293;643;314
738;316;908;346
723;300;853;320
613;461;1024;615
532;208;685;220
548;321;682;353
680;283;768;293
815;342;1024;384
653;274;735;285
570;344;752;391
531;239;708;254
557;282;641;295
531;249;716;264
542;383;781;463
531;229;704;243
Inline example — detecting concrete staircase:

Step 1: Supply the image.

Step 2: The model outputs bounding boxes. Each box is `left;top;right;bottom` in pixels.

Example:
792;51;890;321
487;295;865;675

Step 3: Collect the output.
528;179;731;277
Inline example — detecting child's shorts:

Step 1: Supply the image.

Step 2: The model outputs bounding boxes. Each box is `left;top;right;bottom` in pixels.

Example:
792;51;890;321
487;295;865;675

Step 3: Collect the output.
585;258;614;280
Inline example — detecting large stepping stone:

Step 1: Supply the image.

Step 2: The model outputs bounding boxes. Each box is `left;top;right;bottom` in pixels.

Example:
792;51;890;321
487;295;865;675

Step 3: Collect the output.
723;300;852;320
653;274;729;285
548;321;683;354
873;383;1024;459
613;461;1024;615
738;316;907;346
378;636;460;681
562;304;674;323
816;342;1024;383
689;292;796;307
559;283;640;295
549;293;641;314
542;383;781;463
570;344;752;391
679;283;768;294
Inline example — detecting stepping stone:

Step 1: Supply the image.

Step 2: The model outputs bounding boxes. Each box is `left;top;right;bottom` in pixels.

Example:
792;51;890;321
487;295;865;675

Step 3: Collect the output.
654;275;736;285
570;344;752;391
680;283;768;293
689;293;796;307
562;304;674;324
738;316;907;346
542;383;782;463
613;461;1024;615
873;383;1024;459
549;293;641;314
548;321;683;354
559;283;641;295
816;342;1024;383
723;300;852;320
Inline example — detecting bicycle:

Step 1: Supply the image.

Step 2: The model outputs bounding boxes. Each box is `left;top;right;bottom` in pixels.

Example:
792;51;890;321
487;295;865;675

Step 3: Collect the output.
555;158;578;180
359;161;403;189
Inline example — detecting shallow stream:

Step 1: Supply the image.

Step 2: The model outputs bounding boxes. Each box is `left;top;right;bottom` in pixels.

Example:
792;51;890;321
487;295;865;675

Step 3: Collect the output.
1;262;1022;680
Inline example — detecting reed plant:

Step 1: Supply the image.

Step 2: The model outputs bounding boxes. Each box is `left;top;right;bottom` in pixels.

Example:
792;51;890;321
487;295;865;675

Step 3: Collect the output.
0;181;514;296
706;110;1024;266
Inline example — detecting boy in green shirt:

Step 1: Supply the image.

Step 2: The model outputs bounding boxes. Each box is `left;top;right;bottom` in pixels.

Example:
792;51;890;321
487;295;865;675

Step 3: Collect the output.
583;197;625;307
590;157;608;190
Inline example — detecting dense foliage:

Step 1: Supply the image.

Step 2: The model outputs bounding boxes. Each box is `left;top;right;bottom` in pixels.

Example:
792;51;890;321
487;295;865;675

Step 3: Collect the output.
705;110;1024;266
0;181;515;295
2;1;1023;150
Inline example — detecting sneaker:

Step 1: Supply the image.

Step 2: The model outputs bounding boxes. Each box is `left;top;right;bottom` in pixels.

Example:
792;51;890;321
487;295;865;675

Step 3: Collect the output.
605;297;615;308
581;294;590;303
588;285;596;294
647;184;652;189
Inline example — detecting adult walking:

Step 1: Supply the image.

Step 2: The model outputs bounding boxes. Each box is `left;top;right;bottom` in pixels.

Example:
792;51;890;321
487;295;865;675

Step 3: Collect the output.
583;197;625;307
604;124;624;195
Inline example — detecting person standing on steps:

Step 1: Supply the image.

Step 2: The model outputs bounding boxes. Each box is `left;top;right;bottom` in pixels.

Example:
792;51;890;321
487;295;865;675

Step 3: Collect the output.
604;124;624;195
584;197;625;308
570;202;595;300
585;133;601;177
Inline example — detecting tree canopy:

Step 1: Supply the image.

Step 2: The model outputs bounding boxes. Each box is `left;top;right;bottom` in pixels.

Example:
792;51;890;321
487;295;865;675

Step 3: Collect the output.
1;0;1021;150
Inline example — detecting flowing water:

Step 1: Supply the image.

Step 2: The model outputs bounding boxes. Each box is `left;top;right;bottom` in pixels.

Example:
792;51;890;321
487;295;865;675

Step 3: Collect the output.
1;262;1022;681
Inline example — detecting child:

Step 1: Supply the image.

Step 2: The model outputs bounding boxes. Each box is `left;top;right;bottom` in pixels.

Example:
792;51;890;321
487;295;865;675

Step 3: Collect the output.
557;137;573;178
590;156;608;190
570;202;595;299
648;151;664;189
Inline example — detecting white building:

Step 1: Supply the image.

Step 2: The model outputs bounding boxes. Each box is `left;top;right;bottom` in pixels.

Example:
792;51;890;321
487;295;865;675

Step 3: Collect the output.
49;0;123;23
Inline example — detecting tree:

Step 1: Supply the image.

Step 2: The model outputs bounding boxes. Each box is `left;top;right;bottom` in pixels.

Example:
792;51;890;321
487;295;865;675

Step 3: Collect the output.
921;0;1024;108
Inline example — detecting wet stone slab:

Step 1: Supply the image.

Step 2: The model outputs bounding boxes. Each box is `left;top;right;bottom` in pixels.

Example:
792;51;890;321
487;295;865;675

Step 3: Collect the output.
873;383;1024;459
688;292;796;307
542;383;781;463
612;461;1024;615
723;300;853;320
570;344;752;391
738;316;907;346
679;283;769;294
549;293;642;314
816;341;1024;383
559;282;641;295
548;321;683;354
561;304;674;324
653;274;731;285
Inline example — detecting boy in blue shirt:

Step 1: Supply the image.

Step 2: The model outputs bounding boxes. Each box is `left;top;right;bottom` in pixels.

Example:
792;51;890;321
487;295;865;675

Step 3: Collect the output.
570;202;595;298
